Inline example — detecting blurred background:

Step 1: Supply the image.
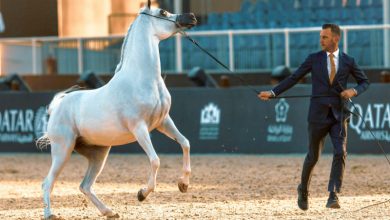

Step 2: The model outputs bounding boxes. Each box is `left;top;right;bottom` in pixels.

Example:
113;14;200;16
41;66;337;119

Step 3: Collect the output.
0;0;388;85
1;3;389;218
0;0;389;153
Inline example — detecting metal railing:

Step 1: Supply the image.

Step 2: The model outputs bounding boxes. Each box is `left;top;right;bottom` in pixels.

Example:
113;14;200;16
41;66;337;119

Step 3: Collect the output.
0;24;389;75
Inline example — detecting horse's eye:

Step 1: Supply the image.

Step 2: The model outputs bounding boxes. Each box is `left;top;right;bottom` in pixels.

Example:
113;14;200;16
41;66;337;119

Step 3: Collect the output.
160;10;167;17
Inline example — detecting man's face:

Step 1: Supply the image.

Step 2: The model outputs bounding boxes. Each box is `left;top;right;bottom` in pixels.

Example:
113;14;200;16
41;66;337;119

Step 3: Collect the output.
320;28;339;52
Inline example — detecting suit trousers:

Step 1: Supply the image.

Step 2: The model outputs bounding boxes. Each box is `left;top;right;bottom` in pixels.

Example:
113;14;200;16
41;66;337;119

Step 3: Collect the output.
301;108;348;193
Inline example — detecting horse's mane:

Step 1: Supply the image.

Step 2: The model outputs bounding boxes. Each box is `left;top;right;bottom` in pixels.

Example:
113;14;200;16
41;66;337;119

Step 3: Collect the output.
115;22;134;73
64;85;86;93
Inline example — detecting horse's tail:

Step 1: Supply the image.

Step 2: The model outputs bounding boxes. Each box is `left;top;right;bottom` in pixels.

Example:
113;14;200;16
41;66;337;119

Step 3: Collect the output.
36;85;85;150
36;134;50;150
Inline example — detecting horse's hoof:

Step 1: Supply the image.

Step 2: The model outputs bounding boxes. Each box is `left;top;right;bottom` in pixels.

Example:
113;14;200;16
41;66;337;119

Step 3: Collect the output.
43;214;63;220
106;213;120;219
137;189;146;202
178;182;188;193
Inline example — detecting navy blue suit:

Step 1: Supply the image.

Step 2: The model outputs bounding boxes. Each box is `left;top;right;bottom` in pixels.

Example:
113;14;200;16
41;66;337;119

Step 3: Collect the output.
272;50;369;192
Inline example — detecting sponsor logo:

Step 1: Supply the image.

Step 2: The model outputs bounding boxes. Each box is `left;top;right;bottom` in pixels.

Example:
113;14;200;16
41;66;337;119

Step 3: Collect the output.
275;98;289;122
199;102;220;140
0;107;48;144
350;103;390;142
34;107;48;139
267;98;293;142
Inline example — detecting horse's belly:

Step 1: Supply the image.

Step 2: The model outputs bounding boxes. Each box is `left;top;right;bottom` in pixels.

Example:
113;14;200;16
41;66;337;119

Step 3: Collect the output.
79;125;137;146
81;131;137;146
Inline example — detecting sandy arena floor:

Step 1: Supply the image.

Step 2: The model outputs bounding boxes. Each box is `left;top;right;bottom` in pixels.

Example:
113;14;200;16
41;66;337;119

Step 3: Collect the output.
0;153;389;219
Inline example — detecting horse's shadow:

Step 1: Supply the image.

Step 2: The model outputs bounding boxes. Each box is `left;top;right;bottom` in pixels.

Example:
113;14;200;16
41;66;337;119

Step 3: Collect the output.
0;185;264;211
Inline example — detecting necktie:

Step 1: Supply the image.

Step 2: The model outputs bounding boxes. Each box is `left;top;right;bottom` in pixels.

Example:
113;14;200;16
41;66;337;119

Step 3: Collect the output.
329;53;336;85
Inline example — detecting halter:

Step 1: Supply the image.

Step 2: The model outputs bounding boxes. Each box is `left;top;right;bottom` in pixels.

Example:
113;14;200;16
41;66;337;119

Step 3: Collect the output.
140;12;181;28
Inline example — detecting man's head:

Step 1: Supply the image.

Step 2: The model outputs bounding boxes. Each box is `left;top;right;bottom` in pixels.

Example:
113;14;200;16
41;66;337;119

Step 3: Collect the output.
320;23;341;53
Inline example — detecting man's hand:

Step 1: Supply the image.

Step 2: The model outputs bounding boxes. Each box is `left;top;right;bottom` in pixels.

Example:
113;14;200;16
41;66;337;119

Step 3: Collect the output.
258;91;274;101
340;88;357;99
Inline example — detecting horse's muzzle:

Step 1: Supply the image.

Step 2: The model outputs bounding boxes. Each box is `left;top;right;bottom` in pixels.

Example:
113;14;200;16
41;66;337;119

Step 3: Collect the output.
177;13;197;29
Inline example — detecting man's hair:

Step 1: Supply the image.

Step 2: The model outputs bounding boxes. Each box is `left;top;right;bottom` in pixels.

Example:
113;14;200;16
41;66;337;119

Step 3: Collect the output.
322;23;341;36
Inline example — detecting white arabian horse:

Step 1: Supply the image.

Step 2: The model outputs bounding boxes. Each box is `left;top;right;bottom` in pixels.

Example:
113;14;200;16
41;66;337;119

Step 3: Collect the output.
37;2;197;219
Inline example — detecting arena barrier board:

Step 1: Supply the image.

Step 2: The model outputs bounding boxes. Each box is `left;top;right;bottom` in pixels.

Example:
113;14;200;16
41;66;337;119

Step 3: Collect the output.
0;84;388;154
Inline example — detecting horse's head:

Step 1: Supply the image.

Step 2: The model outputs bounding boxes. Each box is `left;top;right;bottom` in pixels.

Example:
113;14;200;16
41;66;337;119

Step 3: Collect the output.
140;4;197;40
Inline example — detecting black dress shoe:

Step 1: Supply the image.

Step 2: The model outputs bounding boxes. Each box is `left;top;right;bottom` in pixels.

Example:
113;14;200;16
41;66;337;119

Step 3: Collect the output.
297;184;309;210
326;192;341;209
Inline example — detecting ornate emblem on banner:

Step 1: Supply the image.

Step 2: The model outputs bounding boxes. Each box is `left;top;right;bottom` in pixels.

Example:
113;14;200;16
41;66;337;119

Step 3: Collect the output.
267;98;293;142
199;102;221;140
275;98;289;122
34;107;49;139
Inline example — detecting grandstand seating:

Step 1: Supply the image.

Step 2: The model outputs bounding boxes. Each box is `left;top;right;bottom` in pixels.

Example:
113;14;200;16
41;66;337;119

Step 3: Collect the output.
38;0;385;73
195;0;383;31
159;0;385;71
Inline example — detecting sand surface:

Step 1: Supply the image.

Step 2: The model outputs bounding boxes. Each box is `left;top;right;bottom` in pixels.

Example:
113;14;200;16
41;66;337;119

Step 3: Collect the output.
0;153;389;219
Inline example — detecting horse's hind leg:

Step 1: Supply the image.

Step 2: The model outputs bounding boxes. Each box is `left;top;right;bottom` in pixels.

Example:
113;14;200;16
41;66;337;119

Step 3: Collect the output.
157;115;191;193
74;144;119;218
42;136;75;220
133;122;160;201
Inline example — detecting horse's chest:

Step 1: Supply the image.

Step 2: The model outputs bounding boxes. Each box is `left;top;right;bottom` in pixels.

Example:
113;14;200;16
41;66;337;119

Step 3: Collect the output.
155;83;171;114
135;91;170;125
149;94;170;118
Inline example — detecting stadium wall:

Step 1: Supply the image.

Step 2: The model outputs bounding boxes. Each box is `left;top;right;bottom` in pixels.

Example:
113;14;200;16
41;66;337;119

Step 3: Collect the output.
0;84;389;154
0;0;58;38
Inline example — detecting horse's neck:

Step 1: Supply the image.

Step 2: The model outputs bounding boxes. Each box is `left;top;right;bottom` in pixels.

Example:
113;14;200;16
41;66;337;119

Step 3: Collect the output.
115;20;161;81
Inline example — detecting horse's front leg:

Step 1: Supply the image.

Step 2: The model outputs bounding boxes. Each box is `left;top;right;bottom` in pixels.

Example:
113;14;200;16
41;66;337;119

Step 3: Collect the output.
133;123;160;201
157;115;191;193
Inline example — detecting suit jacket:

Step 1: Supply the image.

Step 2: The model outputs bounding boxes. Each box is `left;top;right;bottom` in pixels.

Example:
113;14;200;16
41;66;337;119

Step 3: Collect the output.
272;50;370;123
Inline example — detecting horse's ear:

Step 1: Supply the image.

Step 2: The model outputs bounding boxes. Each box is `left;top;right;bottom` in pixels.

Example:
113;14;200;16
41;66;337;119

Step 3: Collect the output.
147;0;151;9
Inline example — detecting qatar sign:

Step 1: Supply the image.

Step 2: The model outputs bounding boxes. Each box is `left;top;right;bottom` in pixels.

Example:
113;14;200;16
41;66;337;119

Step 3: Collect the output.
0;107;48;144
349;103;390;142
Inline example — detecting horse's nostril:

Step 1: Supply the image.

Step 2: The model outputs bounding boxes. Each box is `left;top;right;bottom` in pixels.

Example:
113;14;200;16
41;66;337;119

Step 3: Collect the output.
177;14;197;27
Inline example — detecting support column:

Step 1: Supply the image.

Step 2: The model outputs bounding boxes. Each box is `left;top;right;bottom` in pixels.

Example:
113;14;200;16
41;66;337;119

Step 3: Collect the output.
174;0;182;14
384;0;389;67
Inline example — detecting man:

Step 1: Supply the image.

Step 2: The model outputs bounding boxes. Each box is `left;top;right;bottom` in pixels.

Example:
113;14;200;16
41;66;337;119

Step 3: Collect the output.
258;24;369;210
